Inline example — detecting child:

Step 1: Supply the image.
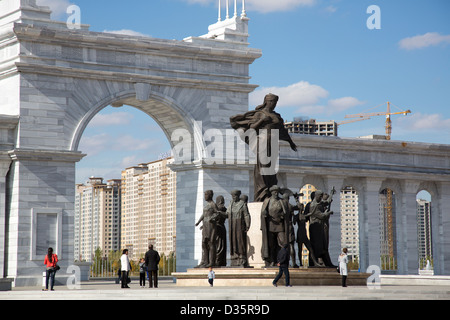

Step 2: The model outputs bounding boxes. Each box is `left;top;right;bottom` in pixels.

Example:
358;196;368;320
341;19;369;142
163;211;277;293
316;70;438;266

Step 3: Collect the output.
208;267;215;287
139;258;146;288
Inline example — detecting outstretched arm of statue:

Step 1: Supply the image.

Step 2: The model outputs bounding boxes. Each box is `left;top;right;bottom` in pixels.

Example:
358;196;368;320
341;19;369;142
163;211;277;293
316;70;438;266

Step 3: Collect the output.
195;214;204;227
249;112;267;130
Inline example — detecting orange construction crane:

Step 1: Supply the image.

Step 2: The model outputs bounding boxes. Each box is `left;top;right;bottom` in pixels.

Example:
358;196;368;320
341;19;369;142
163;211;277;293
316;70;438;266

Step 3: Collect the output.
338;102;412;140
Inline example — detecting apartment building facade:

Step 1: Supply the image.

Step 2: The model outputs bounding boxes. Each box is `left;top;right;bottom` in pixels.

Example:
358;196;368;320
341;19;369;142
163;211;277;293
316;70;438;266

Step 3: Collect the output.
340;186;359;260
74;178;122;261
121;157;176;259
417;199;433;266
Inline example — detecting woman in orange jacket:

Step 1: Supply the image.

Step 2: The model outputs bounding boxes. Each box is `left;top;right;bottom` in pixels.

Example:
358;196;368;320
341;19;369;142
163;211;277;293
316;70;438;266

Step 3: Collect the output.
43;247;58;291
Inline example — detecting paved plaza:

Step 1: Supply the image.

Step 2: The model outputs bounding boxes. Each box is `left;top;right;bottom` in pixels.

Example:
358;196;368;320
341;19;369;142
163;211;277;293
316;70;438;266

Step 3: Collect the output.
2;278;449;300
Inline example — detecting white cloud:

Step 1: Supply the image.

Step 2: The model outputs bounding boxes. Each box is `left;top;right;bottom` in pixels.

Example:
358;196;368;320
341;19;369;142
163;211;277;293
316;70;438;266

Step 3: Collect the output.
120;155;141;168
103;29;151;38
89;112;134;127
399;32;450;50
36;0;73;17
183;0;212;4
246;0;317;13
250;81;329;108
398;112;450;131
296;105;326;115
324;5;337;13
250;81;364;117
79;133;158;157
180;0;317;13
328;97;365;113
296;97;365;117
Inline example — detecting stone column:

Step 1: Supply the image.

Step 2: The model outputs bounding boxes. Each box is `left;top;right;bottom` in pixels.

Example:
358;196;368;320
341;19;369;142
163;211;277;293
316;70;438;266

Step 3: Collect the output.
325;177;344;266
0;158;11;278
171;162;251;272
6;149;84;286
396;180;420;275
359;178;383;272
433;181;450;275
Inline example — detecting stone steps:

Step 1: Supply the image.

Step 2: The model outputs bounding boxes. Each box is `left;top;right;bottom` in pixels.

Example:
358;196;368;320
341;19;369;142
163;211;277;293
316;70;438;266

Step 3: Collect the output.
173;267;370;286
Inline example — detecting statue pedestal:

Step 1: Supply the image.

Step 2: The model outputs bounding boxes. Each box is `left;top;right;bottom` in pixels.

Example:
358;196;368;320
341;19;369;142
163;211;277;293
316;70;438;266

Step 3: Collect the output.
246;202;264;268
173;202;370;287
173;267;370;287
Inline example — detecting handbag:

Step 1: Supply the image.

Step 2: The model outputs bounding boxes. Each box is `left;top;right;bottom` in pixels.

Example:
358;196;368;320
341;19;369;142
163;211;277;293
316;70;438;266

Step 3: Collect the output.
52;254;60;271
336;266;340;273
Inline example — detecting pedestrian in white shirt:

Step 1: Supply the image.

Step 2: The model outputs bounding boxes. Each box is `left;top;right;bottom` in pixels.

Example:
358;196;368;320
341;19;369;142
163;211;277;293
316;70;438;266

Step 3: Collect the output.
338;247;348;287
208;267;215;287
120;249;130;289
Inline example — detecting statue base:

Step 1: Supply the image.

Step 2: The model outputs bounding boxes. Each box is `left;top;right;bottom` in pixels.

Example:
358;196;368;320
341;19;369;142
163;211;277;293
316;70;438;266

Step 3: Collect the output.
246;202;265;268
173;267;370;287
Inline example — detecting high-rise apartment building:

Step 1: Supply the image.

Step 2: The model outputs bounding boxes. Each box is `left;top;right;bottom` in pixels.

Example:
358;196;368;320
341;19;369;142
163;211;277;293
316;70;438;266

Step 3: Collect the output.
121;157;176;259
74;178;121;261
417;199;432;265
340;186;359;260
299;185;360;262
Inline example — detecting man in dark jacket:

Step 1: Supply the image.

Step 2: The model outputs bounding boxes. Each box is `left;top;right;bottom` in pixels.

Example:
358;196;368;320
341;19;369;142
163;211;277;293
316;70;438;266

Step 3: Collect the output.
272;244;291;287
145;245;160;288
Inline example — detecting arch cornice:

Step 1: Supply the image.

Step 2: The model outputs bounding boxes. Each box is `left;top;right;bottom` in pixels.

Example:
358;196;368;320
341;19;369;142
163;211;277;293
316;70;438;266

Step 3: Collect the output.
70;88;205;163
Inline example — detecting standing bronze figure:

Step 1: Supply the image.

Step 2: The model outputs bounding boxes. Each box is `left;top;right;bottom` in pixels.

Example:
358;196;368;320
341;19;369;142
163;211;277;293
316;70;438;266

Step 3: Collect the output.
215;195;228;267
195;190;220;268
230;94;297;202
293;191;322;267
308;189;336;267
260;185;290;267
226;190;251;267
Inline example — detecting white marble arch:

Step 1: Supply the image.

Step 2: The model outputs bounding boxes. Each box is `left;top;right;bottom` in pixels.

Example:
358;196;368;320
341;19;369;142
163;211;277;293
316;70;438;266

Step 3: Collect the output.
0;0;261;286
2;1;450;288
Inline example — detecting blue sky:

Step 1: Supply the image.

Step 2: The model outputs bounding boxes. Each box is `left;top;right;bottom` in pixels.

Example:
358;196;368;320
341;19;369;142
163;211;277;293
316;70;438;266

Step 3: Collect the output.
35;0;450;184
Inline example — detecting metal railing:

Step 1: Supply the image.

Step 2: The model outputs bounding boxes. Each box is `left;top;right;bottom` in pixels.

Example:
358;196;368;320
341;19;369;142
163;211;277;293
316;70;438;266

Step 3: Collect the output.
89;253;176;278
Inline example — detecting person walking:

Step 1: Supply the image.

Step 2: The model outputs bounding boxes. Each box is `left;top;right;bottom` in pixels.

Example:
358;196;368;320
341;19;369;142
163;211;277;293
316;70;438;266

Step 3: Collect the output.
120;249;130;289
145;245;160;288
139;258;146;287
43;247;58;291
273;244;291;287
338;248;349;287
208;267;215;287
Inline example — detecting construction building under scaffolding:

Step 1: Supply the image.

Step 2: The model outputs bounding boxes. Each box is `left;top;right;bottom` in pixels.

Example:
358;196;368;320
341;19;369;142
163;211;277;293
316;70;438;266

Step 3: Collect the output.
379;188;397;269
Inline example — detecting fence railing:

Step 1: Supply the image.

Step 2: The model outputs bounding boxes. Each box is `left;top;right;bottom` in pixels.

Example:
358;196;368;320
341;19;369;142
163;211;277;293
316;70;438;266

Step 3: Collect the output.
380;255;397;271
89;254;176;278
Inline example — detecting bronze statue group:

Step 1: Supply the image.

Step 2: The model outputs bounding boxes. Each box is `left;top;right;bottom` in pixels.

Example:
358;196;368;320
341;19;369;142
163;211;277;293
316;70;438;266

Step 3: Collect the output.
195;189;251;268
195;185;337;270
195;93;338;270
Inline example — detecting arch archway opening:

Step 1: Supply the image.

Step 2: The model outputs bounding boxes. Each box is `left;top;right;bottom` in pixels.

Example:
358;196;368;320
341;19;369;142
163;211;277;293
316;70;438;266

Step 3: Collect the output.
76;105;172;184
340;186;359;270
379;188;397;271
416;190;433;273
74;103;179;267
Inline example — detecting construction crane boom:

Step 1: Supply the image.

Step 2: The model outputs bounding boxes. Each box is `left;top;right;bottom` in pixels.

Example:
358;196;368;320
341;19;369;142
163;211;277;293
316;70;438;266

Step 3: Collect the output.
345;110;412;119
339;102;412;140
